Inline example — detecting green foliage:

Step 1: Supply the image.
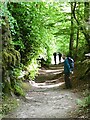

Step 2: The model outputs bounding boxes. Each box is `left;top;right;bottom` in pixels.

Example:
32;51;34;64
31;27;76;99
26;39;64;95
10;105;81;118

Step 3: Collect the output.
1;3;90;118
77;95;90;108
10;67;25;96
2;49;20;67
1;11;21;95
14;82;25;96
26;58;39;80
13;68;21;77
1;2;90;98
1;95;18;115
7;2;47;63
76;59;90;80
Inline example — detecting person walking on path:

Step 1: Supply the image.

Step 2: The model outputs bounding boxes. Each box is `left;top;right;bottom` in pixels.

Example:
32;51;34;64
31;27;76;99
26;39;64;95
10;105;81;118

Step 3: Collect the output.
58;52;62;64
53;52;57;65
63;55;74;89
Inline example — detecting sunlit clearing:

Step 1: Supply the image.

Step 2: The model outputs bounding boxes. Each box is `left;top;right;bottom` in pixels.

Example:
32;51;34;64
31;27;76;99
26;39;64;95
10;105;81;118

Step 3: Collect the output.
61;57;64;62
51;55;64;64
51;55;59;64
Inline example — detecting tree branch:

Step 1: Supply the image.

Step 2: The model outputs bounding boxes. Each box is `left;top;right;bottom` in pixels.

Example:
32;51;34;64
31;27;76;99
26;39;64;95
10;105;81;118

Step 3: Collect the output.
72;2;90;47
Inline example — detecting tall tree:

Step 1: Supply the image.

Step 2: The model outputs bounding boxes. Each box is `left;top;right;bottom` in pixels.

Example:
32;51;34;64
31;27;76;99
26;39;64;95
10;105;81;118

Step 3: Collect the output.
69;3;74;57
84;2;90;51
72;2;90;49
75;3;80;59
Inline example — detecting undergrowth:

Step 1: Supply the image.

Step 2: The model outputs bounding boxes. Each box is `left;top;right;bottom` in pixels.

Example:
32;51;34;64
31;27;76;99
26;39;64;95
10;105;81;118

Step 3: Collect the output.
0;94;19;118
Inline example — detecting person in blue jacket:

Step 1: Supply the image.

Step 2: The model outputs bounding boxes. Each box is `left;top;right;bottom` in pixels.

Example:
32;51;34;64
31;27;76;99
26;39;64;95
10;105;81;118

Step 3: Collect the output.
63;55;73;89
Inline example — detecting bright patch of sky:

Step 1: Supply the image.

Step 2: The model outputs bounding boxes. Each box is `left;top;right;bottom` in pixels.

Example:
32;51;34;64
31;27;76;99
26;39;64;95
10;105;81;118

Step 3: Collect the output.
60;3;71;13
54;22;62;26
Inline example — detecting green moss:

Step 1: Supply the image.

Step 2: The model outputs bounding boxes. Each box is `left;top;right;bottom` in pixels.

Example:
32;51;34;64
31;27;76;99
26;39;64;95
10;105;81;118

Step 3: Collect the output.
2;16;21;96
1;95;19;115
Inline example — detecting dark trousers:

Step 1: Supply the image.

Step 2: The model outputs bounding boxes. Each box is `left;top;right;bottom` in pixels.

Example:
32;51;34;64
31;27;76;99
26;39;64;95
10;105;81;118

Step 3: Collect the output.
54;57;56;65
64;74;72;89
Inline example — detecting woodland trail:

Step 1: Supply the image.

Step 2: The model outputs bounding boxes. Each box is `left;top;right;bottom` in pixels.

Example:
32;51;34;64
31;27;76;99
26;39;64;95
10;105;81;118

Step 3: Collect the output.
5;64;82;118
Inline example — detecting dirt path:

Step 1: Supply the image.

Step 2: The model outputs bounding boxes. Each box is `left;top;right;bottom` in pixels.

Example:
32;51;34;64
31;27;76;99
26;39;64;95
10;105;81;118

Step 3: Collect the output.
5;64;82;118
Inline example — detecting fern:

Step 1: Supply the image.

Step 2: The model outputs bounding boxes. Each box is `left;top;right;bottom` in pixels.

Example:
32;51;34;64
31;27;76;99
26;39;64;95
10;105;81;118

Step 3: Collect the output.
77;95;90;108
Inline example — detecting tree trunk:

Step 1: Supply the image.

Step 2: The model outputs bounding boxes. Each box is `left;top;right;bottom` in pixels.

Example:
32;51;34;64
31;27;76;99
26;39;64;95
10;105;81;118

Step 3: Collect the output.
84;2;90;51
69;3;74;57
72;2;90;49
75;28;79;59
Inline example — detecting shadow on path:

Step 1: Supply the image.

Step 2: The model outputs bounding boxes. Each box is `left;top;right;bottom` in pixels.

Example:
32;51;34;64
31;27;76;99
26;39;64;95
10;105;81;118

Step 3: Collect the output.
5;64;81;118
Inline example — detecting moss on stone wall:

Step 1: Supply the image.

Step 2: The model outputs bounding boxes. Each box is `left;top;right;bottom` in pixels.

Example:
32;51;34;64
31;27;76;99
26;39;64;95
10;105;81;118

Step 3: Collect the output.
2;16;22;95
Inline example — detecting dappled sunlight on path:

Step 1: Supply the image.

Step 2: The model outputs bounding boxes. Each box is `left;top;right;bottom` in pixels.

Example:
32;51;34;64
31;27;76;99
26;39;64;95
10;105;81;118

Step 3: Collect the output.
29;80;65;88
5;64;81;118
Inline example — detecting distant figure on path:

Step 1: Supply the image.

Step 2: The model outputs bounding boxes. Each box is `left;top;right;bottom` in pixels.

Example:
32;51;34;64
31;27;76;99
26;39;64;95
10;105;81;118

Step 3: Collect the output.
63;55;74;89
58;52;62;64
53;52;57;65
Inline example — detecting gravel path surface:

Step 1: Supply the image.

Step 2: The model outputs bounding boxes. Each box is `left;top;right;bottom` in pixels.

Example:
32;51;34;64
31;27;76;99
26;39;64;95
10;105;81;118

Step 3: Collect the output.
5;64;81;118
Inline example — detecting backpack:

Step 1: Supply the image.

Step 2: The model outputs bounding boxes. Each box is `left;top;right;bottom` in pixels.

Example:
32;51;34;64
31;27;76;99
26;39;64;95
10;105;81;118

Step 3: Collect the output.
67;57;74;71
